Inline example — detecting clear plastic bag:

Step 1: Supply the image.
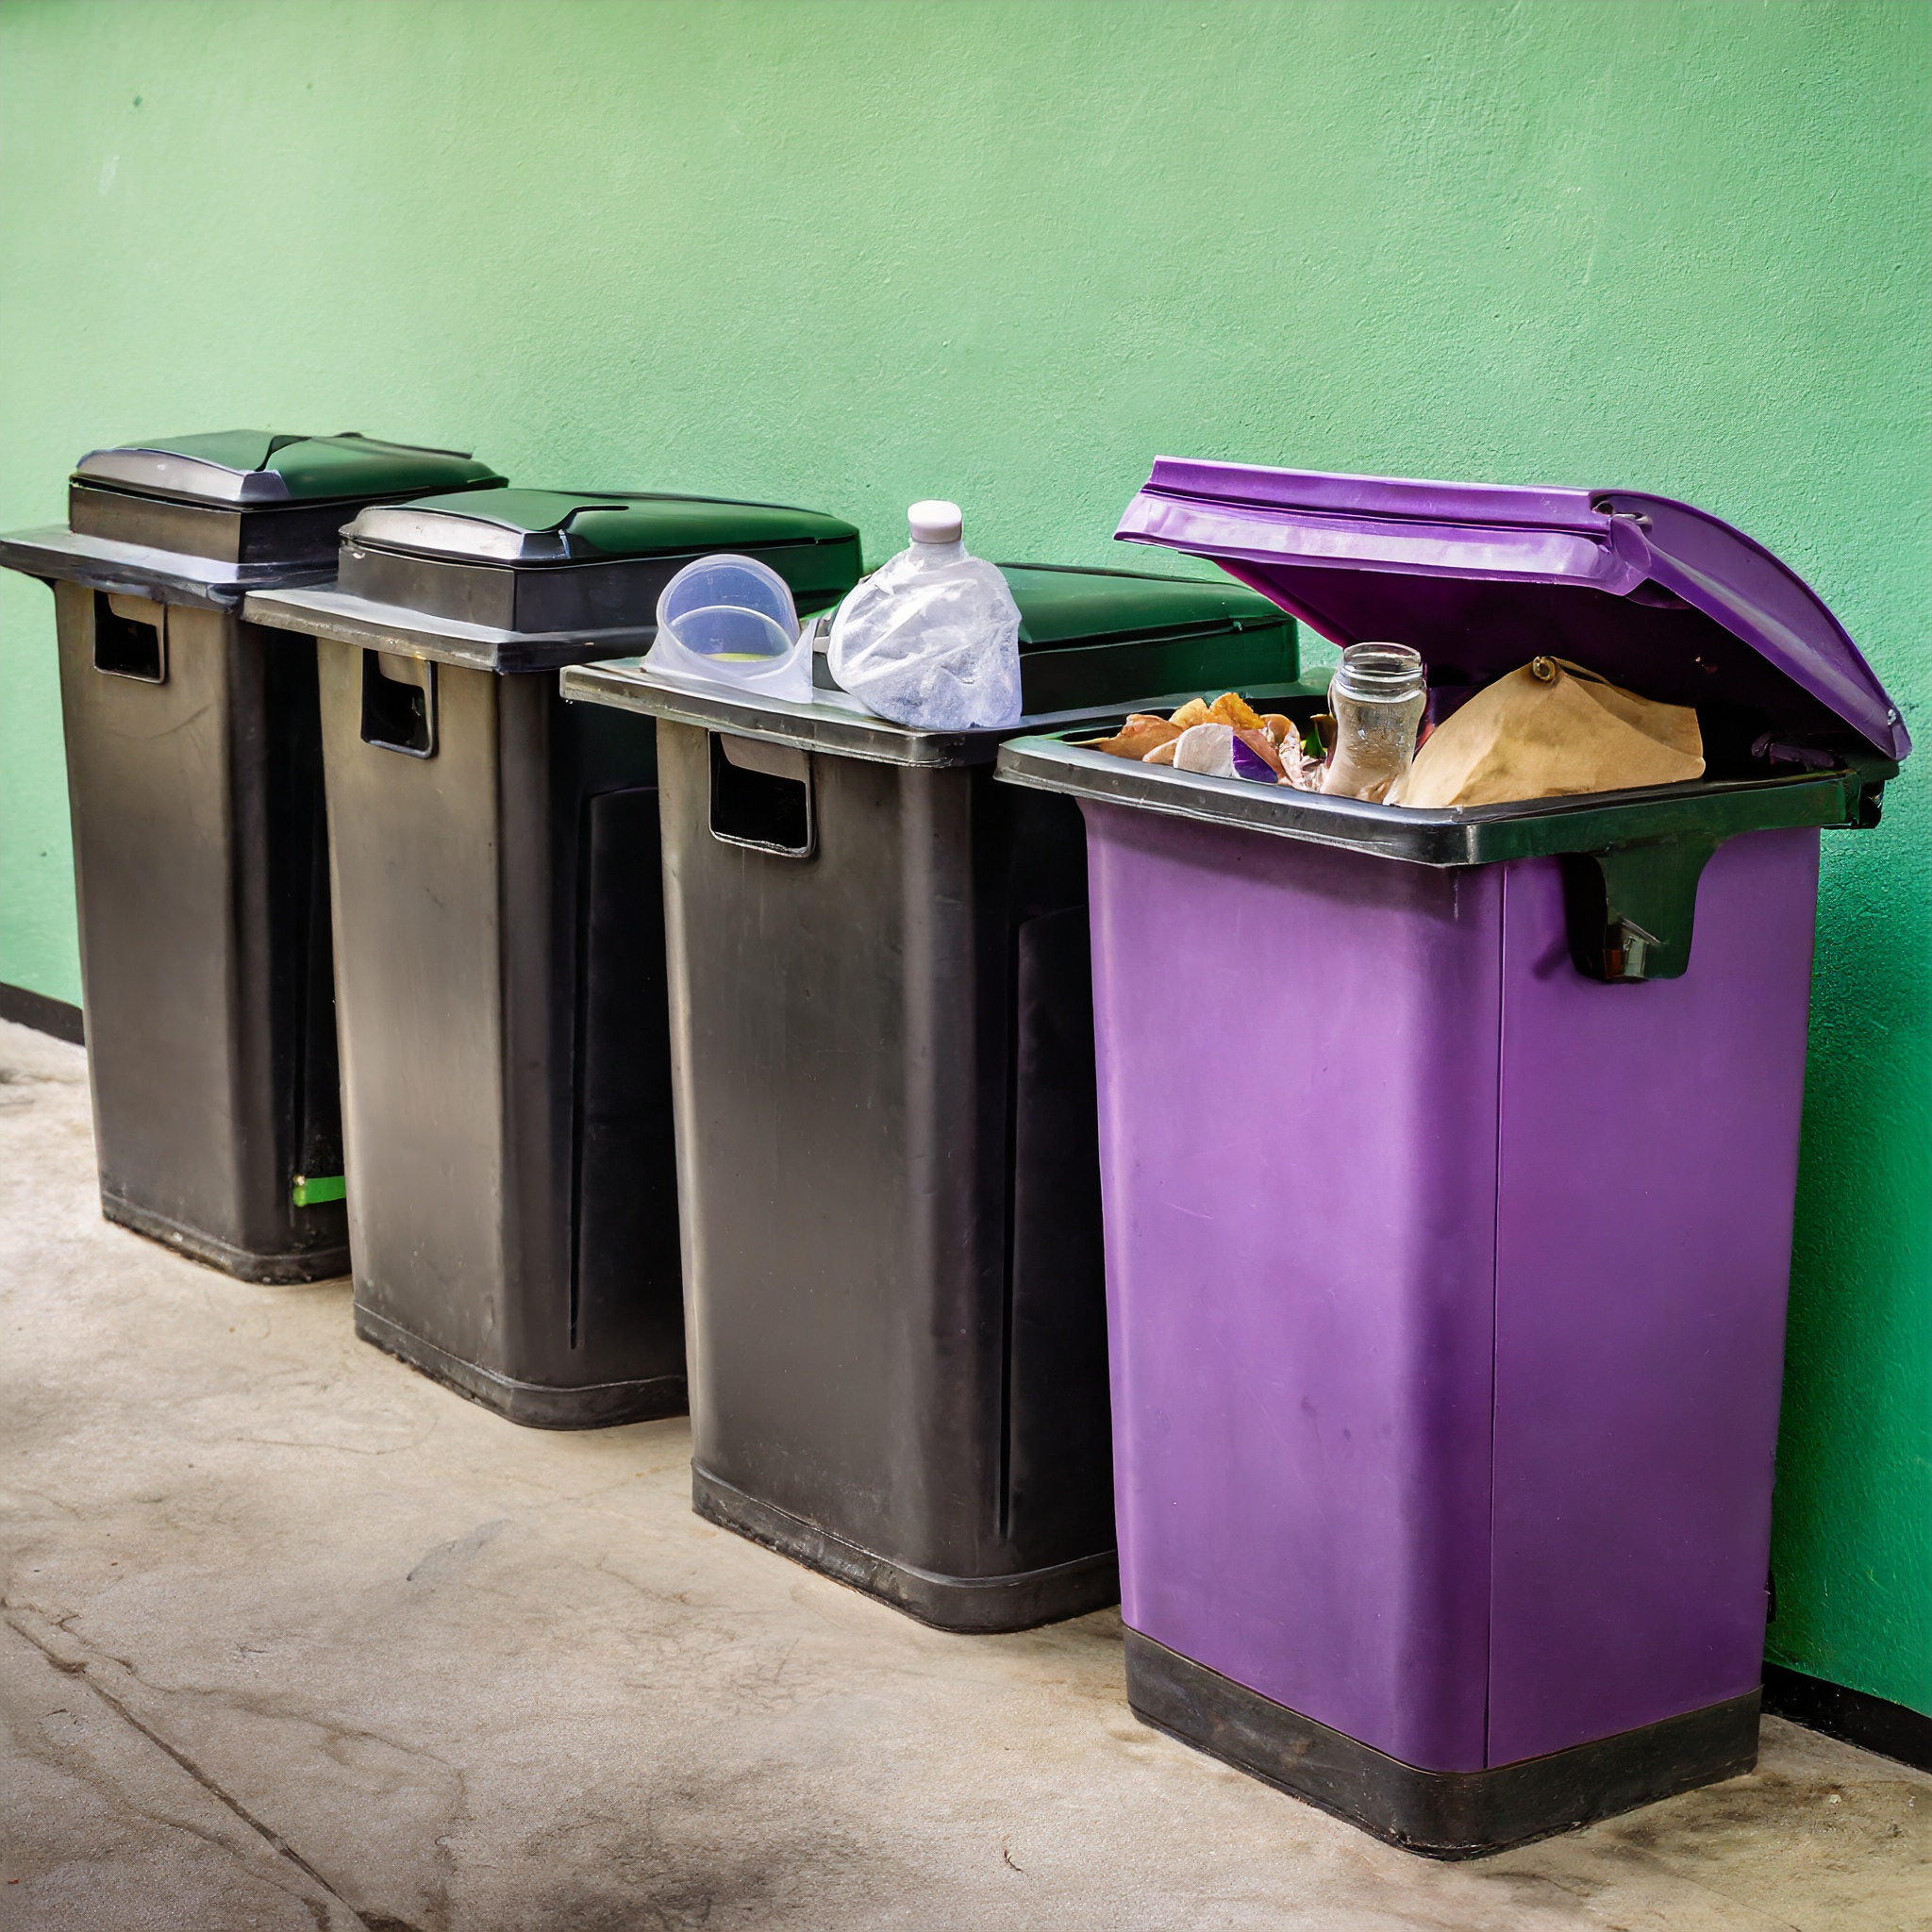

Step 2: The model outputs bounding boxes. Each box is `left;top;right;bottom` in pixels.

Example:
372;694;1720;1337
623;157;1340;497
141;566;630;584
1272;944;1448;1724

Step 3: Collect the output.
643;553;811;704
827;501;1023;730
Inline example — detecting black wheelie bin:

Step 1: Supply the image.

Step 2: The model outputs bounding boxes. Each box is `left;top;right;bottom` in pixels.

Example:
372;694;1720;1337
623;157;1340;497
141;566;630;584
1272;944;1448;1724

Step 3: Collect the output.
243;490;861;1424
559;565;1302;1627
0;433;505;1281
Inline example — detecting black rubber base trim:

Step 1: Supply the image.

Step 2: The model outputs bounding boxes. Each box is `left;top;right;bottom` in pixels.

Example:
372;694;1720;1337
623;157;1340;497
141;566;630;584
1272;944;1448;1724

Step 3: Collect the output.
355;1304;688;1430
1763;1661;1932;1772
692;1463;1120;1634
1124;1628;1760;1858
0;981;84;1046
102;1191;350;1286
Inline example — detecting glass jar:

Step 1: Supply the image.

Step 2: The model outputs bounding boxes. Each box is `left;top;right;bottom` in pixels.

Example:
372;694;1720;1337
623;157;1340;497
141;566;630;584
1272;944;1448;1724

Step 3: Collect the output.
1322;643;1427;801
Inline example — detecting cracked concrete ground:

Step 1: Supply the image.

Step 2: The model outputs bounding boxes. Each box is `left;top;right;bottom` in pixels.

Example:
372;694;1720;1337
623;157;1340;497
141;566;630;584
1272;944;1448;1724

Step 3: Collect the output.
2;1015;1926;1931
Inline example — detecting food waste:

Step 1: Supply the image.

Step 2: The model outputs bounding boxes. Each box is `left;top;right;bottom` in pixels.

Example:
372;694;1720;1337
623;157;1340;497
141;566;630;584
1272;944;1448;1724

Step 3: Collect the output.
1082;658;1706;809
1084;692;1328;790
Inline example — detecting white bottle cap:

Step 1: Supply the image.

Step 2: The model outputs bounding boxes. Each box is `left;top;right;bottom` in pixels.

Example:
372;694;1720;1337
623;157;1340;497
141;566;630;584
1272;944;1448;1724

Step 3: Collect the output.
908;499;963;544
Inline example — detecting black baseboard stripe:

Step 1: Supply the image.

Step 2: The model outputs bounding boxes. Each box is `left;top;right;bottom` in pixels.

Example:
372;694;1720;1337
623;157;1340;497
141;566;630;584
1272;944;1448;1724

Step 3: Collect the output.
1763;1662;1932;1772
355;1303;688;1430
0;982;84;1045
1124;1629;1757;1858
692;1463;1120;1634
101;1190;349;1287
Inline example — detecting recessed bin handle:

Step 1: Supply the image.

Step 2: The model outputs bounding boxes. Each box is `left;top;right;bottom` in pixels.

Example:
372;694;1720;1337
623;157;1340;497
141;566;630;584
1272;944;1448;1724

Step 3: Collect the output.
92;591;167;683
1561;835;1720;983
360;650;438;758
708;733;814;858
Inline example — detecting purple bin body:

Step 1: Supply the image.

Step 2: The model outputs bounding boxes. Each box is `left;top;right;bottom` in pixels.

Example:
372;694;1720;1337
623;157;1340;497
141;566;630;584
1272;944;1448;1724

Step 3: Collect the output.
1086;804;1821;1771
990;457;1906;1828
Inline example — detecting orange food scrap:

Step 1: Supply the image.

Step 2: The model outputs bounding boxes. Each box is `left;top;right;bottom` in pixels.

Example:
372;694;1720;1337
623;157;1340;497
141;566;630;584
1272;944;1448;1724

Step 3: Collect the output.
1083;694;1303;773
1207;691;1264;731
1087;713;1183;760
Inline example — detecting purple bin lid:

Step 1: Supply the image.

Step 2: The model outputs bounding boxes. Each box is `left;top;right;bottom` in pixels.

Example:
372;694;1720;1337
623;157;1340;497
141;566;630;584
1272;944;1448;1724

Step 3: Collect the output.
1116;458;1908;762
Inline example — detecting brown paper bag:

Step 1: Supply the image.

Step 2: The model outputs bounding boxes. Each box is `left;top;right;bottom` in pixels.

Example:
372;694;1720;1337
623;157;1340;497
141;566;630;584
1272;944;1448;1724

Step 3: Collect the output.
1392;658;1703;808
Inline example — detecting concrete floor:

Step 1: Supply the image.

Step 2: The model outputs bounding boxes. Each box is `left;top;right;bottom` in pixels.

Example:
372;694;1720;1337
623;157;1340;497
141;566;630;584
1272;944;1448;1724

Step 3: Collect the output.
1;1017;1925;1932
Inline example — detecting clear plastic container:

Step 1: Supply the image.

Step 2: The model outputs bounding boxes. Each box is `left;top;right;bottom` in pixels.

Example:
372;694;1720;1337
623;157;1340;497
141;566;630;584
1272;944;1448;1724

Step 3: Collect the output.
1322;642;1427;801
644;553;809;702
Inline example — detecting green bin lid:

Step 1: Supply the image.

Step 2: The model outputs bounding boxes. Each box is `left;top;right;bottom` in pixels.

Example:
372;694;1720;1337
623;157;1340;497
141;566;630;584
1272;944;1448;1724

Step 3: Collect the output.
999;563;1291;652
345;488;859;565
73;431;504;507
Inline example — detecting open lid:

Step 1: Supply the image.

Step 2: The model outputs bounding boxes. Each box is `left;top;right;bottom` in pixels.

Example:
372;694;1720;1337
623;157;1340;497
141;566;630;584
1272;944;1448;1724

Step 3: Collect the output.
1116;458;1908;762
73;431;503;506
999;563;1290;651
345;488;858;565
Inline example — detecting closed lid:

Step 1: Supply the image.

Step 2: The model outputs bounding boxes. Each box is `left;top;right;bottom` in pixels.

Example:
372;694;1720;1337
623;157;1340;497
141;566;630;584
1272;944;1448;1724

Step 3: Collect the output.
346;488;859;566
1000;563;1290;653
1117;458;1908;761
73;431;503;507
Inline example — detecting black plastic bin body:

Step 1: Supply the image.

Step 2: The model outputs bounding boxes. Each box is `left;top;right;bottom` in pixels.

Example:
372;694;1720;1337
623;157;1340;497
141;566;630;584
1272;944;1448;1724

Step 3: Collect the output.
0;432;504;1281
244;489;862;1425
558;565;1301;1627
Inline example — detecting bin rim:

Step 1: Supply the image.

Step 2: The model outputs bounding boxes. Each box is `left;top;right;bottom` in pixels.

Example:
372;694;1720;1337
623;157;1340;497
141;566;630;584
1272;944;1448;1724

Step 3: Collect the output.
1116;458;1910;764
242;582;658;675
559;660;1321;771
0;525;335;609
994;729;1885;868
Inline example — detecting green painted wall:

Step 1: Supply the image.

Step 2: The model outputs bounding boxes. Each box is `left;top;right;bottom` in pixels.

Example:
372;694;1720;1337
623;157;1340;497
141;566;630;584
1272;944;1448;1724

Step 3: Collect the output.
2;1;1925;1711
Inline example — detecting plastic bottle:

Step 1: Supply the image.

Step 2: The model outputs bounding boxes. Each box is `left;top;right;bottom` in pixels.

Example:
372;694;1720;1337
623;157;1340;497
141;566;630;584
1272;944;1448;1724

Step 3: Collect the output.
826;501;1023;730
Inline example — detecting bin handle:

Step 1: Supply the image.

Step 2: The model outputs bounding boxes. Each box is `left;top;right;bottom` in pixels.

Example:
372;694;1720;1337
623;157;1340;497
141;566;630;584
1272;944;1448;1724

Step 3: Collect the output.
92;592;167;683
1559;835;1720;982
359;650;438;758
708;732;814;858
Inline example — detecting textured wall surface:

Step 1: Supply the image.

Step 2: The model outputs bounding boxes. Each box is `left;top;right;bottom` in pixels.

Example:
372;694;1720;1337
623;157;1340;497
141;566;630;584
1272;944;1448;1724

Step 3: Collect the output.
1;1;1924;1712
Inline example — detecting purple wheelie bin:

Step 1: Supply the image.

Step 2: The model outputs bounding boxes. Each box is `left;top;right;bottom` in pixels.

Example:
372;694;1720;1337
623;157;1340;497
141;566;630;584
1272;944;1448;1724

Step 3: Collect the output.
994;460;1909;1857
